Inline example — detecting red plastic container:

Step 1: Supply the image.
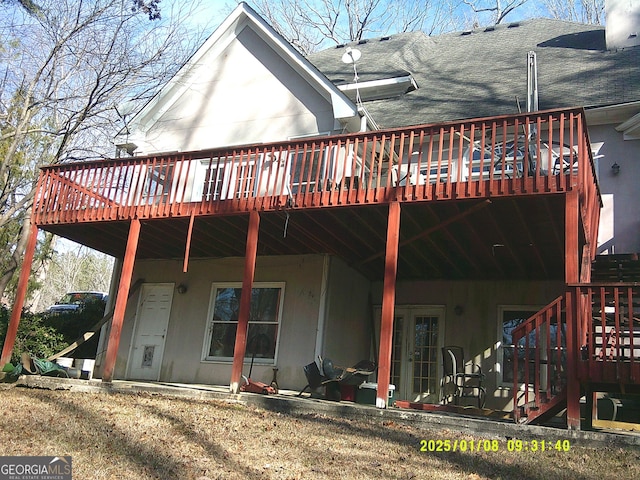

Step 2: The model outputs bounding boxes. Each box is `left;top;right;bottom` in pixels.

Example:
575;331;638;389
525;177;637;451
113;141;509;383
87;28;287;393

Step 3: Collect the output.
340;384;356;401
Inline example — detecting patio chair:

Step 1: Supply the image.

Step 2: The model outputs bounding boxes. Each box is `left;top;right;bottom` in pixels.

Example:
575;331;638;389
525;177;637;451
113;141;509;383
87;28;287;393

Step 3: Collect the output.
441;346;486;408
298;357;376;401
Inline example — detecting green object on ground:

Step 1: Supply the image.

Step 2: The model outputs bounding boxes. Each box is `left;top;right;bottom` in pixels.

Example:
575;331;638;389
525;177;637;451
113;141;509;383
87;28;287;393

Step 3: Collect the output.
0;363;22;382
21;353;68;378
2;363;15;372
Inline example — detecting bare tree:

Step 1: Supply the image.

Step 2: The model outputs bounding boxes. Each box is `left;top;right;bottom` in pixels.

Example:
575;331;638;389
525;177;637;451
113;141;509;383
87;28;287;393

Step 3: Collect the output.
462;0;530;25
0;0;206;302
252;0;460;54
2;0;162;18
0;0;41;14
31;244;114;313
131;0;161;20
541;0;604;24
390;0;461;35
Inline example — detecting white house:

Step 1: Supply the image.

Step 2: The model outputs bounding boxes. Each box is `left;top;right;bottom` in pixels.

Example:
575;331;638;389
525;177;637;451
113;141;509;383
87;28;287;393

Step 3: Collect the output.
3;1;639;430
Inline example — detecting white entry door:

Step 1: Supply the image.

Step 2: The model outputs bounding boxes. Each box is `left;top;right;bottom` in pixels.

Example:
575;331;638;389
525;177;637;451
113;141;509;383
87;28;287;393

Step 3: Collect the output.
127;283;174;381
390;307;445;403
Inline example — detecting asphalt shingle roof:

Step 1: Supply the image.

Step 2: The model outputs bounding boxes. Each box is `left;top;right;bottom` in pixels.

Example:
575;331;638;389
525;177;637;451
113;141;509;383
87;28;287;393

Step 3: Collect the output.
308;19;640;128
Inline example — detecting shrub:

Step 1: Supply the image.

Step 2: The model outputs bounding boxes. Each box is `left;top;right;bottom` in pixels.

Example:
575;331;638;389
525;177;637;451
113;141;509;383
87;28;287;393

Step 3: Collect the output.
0;306;68;365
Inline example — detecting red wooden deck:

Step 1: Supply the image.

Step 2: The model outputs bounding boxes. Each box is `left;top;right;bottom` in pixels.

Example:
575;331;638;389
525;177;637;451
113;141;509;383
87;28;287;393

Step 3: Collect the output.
31;108;600;283
34;108;598;224
6;107;622;429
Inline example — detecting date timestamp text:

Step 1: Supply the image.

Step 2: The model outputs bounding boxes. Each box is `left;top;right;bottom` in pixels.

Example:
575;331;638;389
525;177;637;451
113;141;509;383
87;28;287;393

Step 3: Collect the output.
420;438;571;453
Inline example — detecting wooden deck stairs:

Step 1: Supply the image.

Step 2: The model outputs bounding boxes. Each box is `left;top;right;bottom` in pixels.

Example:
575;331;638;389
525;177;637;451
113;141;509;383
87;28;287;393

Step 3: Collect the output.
516;388;567;425
514;254;640;427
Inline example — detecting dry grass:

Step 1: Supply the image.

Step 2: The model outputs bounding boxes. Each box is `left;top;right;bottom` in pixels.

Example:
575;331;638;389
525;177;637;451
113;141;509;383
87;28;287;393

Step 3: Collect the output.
0;386;638;480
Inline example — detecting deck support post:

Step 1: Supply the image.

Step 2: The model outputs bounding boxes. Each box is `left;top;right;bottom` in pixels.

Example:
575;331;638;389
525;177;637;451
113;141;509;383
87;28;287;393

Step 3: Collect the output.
102;219;141;383
565;191;581;430
584;388;596;430
376;201;401;408
230;210;260;393
0;224;38;369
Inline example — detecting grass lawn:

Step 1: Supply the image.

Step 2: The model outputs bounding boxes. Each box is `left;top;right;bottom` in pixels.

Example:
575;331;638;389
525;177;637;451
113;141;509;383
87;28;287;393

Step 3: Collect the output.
0;386;638;479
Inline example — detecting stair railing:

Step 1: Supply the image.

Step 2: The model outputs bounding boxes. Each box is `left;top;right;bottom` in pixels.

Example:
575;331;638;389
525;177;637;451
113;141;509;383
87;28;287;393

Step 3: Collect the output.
575;283;640;384
512;295;568;422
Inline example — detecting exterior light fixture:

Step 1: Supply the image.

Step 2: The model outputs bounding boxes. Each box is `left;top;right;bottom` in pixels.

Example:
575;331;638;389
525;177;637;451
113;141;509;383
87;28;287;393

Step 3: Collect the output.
611;162;620;175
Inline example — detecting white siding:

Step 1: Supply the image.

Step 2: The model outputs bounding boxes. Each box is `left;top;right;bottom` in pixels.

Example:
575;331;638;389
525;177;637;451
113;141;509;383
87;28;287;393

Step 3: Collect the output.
107;254;372;391
322;257;373;366
588;123;640;255
136;26;338;154
372;278;565;411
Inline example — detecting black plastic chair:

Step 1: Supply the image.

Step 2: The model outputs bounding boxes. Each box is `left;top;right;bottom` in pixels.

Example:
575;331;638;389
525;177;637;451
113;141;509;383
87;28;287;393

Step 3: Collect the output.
441;346;486;408
298;357;376;401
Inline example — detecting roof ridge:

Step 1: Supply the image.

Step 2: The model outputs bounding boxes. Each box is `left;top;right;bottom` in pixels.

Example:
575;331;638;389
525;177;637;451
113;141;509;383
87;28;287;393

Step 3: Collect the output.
442;17;604;37
316;18;604;55
332;30;427;49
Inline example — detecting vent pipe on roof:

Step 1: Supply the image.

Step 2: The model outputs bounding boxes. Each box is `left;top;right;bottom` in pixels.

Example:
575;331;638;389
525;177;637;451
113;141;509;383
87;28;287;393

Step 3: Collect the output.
526;51;538;112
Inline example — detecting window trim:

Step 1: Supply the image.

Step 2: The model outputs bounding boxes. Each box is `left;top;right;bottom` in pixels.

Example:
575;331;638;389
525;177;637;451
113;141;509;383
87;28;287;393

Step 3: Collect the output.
201;282;285;365
496;304;542;388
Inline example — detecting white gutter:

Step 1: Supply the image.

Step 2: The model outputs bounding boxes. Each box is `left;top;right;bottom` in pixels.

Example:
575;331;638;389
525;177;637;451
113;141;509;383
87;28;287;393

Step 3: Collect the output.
338;75;417;103
338;75;416;94
615;112;640;139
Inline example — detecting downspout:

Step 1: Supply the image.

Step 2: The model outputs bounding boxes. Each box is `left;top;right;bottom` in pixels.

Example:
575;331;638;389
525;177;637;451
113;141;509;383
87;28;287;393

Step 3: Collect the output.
314;254;331;359
526;51;538;113
358;105;379;132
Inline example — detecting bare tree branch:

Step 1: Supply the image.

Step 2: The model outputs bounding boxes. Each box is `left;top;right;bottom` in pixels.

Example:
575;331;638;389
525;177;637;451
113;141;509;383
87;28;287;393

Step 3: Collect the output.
541;0;604;24
0;0;206;301
252;0;460;54
462;0;530;25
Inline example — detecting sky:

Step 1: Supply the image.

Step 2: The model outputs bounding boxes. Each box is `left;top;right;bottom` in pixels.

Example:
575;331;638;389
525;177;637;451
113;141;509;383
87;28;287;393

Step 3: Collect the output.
183;0;232;32
176;0;583;50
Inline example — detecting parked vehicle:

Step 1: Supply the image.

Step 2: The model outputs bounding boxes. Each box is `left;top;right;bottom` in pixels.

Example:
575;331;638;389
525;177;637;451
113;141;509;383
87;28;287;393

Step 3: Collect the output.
47;291;108;315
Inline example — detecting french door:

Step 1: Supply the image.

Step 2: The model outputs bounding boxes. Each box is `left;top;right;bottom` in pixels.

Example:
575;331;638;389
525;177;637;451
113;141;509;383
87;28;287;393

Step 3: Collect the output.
389;306;445;402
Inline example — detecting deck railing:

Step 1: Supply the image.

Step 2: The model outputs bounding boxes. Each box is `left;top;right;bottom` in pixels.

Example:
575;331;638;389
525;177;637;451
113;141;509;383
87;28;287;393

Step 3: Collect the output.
511;295;568;422
513;284;640;423
575;283;640;385
33;107;599;224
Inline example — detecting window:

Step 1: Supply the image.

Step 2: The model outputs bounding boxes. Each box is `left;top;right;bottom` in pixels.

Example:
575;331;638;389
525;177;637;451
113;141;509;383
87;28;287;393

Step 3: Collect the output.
201;162;227;201
290;148;326;194
202;283;284;364
142;164;173;204
498;306;539;386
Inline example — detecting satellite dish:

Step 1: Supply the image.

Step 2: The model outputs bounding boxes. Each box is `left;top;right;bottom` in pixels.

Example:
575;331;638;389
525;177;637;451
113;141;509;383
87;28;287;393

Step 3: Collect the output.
115;99;136;118
341;47;361;64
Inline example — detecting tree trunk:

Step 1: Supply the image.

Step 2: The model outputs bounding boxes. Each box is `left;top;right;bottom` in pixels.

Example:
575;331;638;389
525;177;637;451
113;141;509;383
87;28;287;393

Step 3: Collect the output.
0;212;33;305
29;233;57;312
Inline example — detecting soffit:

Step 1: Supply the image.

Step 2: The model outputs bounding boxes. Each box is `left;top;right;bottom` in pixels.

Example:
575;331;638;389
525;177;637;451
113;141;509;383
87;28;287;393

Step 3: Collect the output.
41;195;567;282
